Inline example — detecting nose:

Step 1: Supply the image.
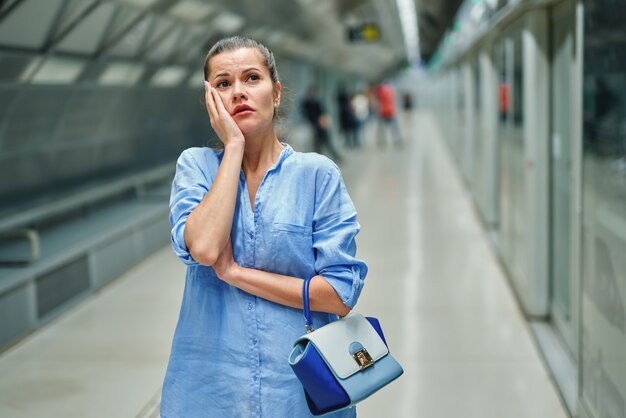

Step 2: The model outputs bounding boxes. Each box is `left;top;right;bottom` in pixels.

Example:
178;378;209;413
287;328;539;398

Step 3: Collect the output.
231;80;247;101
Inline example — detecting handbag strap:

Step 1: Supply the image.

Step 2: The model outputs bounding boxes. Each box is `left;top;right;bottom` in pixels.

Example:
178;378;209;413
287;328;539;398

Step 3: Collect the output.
302;275;315;333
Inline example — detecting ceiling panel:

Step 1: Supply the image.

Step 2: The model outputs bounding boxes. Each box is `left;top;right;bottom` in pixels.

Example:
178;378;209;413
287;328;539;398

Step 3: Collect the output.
52;0;99;39
105;14;153;57
0;0;65;50
145;26;183;61
57;3;117;54
0;0;424;79
0;52;35;81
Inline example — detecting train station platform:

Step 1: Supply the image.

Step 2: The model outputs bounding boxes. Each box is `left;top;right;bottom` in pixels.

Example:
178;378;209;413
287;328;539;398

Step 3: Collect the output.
0;111;569;418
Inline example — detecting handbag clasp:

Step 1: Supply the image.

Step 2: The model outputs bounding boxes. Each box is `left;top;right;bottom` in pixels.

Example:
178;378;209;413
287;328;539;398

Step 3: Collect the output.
353;348;374;370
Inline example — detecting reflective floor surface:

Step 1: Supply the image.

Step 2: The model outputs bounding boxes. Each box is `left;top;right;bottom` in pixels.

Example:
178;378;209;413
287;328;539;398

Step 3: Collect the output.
0;111;569;417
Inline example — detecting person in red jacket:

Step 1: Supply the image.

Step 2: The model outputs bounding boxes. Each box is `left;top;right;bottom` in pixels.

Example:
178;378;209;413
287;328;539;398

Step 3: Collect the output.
375;82;404;148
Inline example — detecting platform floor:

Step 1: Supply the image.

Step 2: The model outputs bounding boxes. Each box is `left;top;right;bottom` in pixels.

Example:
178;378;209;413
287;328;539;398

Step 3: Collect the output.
0;111;569;418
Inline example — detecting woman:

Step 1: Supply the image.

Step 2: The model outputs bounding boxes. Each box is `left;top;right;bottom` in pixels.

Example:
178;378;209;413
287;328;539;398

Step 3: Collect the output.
161;36;367;417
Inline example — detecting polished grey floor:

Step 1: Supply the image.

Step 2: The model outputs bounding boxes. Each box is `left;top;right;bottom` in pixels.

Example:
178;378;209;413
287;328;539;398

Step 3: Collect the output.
0;111;569;417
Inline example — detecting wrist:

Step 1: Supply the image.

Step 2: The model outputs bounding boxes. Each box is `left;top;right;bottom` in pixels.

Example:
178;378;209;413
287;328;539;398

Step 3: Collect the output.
224;141;245;153
224;263;243;284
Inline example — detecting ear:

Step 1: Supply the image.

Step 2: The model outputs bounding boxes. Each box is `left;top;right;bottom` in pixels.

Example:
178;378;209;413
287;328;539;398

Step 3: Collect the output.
273;81;282;104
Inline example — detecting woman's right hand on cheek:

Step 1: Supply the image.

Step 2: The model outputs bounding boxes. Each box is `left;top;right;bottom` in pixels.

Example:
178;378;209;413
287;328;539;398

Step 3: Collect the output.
205;81;245;148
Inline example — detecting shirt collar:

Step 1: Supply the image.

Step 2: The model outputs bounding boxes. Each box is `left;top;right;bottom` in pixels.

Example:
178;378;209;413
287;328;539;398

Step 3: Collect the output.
216;142;294;167
275;142;294;167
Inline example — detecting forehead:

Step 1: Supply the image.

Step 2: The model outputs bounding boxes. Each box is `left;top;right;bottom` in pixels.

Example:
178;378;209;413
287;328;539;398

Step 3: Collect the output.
208;48;267;77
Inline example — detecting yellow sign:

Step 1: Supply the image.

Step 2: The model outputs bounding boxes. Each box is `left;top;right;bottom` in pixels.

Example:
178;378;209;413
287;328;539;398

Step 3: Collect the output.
361;24;380;42
347;23;381;43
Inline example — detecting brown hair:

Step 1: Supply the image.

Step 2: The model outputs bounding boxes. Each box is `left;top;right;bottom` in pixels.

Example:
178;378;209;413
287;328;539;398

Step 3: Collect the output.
203;36;279;85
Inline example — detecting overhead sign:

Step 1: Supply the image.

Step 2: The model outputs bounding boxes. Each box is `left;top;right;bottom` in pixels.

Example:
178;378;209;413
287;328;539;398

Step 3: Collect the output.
347;23;380;43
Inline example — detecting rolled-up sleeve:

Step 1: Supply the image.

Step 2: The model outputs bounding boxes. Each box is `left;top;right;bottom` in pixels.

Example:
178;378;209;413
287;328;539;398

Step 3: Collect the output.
169;149;213;266
313;164;368;309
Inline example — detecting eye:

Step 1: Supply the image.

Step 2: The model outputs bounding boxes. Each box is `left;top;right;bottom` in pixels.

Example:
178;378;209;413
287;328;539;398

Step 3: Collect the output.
216;80;229;88
247;74;260;82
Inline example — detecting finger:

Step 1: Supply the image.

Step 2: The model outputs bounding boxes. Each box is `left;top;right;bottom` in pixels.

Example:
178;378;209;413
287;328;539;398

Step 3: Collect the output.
205;81;218;119
211;86;229;117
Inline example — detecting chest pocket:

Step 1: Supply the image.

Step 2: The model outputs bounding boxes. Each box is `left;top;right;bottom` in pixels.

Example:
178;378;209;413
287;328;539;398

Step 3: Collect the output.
271;222;314;276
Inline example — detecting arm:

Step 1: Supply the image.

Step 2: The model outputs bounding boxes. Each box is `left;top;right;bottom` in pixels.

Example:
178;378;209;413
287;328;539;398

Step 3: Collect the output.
213;162;367;316
214;247;349;316
183;83;245;266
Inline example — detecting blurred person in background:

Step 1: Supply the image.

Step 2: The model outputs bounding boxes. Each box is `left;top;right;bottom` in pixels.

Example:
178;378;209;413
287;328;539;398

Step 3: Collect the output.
302;85;343;163
351;90;370;148
337;87;358;148
375;81;404;148
161;36;367;417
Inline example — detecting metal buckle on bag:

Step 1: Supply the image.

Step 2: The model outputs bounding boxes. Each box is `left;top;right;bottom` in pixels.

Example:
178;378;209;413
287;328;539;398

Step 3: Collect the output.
305;324;315;334
353;348;374;370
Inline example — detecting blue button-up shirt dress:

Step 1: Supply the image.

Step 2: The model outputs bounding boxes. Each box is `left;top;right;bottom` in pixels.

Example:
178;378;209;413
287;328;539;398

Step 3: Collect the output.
160;144;368;417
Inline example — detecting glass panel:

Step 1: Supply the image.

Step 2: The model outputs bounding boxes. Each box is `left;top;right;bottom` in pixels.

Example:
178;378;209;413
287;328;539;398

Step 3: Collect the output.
0;0;65;49
581;0;626;416
56;3;116;54
180;35;205;64
101;5;141;45
52;0;98;39
463;63;473;182
456;67;466;164
105;14;152;57
498;38;516;263
473;57;484;208
510;33;527;283
496;30;527;286
493;42;506;230
1;0;21;13
145;26;182;62
550;4;573;333
141;18;174;53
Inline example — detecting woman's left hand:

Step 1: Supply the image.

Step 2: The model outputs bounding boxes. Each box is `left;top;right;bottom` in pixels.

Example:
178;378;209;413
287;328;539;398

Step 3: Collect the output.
213;239;238;284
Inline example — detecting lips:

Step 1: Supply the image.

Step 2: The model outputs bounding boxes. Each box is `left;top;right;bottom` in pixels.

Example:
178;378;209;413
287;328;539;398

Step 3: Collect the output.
233;104;254;115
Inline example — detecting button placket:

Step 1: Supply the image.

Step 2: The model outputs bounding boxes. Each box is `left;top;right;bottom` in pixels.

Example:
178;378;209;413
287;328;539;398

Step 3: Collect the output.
247;298;260;387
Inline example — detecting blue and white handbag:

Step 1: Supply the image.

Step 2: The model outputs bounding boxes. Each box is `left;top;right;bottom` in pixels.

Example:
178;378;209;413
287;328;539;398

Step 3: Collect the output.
288;276;404;416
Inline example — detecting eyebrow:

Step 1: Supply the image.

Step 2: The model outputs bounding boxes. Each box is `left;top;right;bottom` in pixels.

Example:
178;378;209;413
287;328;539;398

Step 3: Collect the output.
212;67;261;81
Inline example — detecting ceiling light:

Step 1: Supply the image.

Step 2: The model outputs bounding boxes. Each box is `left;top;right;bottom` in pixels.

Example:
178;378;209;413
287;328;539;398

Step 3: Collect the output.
150;66;188;87
168;1;216;23
395;0;419;63
211;12;245;34
99;62;144;86
30;57;85;84
115;0;160;7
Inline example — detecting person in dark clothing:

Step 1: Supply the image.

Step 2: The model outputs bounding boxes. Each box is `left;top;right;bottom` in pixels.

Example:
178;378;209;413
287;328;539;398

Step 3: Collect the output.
337;88;358;148
302;86;343;163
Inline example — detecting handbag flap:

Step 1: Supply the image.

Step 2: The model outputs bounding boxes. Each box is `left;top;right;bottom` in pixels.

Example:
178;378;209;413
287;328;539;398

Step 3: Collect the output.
297;312;389;379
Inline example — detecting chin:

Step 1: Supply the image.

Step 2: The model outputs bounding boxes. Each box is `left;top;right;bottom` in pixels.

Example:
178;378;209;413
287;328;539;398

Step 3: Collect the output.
239;119;273;137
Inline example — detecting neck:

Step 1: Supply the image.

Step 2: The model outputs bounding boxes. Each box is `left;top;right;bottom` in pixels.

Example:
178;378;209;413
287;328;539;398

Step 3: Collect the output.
242;128;283;175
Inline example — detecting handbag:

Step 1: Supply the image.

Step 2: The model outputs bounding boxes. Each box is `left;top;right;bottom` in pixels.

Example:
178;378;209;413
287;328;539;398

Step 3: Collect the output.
288;276;403;416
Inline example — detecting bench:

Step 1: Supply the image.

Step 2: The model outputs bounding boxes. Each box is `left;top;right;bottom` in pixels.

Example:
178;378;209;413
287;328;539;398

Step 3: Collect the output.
0;162;175;350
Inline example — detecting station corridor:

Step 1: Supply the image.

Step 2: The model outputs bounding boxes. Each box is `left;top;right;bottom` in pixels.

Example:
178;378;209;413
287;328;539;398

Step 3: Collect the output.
0;111;569;418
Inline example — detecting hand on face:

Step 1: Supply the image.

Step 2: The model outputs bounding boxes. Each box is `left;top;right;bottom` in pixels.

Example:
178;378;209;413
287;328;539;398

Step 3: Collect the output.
205;81;245;147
